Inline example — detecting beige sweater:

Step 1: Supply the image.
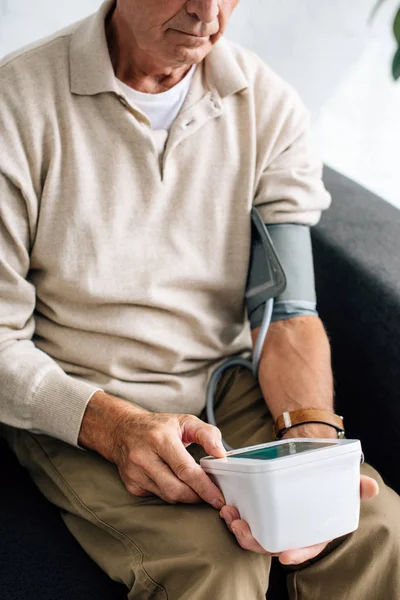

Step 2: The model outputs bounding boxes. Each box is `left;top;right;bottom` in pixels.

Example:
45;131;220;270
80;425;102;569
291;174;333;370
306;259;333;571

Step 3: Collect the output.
0;0;331;446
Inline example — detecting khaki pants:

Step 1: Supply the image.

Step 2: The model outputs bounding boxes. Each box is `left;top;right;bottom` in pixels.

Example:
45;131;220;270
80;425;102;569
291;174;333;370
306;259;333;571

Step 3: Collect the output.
5;367;400;599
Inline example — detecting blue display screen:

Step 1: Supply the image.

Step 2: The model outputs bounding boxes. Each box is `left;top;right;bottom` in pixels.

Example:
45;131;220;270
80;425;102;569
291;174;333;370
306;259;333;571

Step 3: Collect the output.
231;441;336;460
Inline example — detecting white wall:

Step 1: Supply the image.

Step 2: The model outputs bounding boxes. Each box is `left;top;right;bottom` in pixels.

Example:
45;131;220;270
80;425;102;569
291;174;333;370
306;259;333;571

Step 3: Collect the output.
227;0;400;208
312;2;400;207
1;0;399;207
227;0;379;114
0;0;100;53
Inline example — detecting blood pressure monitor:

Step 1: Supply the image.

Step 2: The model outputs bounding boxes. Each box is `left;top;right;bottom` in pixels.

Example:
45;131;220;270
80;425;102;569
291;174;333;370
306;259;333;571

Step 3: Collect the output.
201;438;363;553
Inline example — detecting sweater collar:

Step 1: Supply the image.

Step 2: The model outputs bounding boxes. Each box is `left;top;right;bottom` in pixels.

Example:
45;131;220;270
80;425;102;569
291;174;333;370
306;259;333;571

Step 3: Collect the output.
69;0;248;99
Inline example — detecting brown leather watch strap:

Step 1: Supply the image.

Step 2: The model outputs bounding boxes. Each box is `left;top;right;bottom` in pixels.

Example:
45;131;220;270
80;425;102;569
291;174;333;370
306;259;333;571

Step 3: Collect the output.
274;409;345;440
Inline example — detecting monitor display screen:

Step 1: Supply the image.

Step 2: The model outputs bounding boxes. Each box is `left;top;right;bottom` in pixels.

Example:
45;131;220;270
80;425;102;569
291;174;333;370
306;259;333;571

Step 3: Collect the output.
231;441;337;461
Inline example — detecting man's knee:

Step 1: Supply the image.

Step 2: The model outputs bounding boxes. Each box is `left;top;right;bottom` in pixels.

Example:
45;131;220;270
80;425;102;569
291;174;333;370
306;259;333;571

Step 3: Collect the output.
359;463;400;548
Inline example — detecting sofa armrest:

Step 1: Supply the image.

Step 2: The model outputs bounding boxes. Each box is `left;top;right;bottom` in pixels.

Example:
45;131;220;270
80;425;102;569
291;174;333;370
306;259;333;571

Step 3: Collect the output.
313;167;400;495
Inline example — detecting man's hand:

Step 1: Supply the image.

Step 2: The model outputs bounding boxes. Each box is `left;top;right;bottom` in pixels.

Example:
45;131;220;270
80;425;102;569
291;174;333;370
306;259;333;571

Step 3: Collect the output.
79;391;226;507
220;474;379;563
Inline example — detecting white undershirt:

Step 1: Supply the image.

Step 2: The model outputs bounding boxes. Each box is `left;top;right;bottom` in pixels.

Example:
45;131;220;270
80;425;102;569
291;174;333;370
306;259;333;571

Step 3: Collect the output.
117;65;196;131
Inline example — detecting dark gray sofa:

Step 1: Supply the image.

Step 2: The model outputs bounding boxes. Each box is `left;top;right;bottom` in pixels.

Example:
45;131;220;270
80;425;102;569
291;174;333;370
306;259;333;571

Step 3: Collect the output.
1;166;399;599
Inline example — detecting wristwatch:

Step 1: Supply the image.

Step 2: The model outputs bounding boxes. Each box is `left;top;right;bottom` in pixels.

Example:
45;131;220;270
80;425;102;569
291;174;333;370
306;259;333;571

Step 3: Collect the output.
274;409;345;440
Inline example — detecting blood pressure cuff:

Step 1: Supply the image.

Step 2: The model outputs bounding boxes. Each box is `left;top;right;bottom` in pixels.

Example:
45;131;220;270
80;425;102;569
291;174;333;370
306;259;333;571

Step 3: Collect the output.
246;208;318;329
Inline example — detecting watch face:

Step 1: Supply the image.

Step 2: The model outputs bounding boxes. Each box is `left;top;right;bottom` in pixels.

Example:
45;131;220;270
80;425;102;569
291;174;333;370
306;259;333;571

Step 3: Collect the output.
232;441;337;461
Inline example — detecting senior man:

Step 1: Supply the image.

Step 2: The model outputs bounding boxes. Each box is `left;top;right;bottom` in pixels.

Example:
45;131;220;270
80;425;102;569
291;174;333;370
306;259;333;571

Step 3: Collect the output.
0;0;399;598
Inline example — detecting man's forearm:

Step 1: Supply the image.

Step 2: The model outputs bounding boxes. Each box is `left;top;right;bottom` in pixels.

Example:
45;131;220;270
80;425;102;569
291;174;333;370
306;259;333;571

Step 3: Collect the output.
252;315;337;438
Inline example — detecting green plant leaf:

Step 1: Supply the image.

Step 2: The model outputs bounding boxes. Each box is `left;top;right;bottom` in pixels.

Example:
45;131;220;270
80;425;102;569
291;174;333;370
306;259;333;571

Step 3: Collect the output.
394;7;400;44
392;46;400;80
